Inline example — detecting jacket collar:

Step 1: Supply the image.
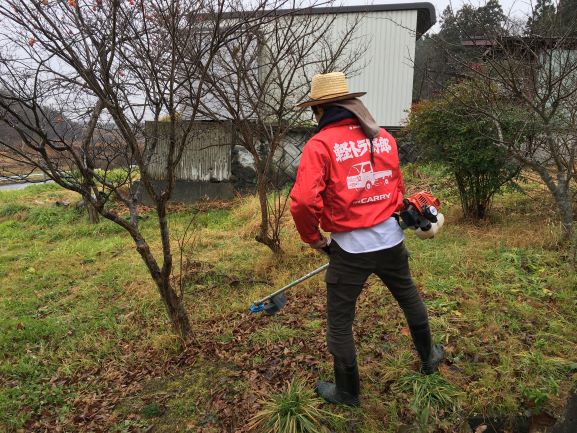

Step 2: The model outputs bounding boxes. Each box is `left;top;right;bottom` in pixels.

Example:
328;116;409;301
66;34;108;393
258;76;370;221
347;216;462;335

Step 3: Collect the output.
318;117;359;132
317;105;355;132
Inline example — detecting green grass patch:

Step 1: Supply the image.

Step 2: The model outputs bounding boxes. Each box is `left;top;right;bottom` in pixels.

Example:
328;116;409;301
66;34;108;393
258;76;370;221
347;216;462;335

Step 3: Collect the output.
0;203;29;218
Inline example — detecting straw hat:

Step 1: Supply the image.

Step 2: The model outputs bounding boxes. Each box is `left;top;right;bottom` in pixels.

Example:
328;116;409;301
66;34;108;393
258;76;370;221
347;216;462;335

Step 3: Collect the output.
297;72;366;108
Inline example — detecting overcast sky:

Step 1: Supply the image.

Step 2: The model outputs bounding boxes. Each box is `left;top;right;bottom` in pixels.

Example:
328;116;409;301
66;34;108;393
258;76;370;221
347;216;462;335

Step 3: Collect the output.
342;0;536;32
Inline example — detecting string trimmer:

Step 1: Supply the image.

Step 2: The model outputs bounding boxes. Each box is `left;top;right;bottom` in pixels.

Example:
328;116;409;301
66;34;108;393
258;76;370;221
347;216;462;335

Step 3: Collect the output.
250;262;329;316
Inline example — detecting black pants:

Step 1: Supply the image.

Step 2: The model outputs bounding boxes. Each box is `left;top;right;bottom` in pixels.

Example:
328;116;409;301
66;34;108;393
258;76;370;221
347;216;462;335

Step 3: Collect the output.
325;240;429;365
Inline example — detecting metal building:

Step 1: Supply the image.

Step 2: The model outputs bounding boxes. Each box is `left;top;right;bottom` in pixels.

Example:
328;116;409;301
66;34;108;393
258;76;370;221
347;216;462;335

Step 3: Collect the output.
136;121;235;204
297;3;436;129
142;3;435;202
146;122;232;183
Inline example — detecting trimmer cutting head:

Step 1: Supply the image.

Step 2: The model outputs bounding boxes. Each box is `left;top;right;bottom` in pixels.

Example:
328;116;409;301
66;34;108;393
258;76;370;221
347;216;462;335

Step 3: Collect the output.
250;291;287;316
249;263;329;316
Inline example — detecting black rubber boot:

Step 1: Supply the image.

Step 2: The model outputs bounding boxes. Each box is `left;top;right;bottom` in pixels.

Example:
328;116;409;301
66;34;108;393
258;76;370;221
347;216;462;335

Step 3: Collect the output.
409;322;444;375
315;357;360;407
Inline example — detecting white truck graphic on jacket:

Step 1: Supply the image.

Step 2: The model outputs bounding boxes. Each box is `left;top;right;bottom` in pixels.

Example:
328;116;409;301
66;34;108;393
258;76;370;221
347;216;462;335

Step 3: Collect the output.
346;161;392;191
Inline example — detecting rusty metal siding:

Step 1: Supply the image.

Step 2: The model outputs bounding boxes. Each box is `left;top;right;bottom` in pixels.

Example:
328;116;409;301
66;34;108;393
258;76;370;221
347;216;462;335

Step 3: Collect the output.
145;121;232;181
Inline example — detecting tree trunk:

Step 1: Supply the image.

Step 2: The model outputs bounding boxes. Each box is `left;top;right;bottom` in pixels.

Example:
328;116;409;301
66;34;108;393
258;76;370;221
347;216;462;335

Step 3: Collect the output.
85;198;100;224
158;279;193;341
532;165;577;265
127;225;193;341
559;204;574;239
254;173;282;254
555;187;577;265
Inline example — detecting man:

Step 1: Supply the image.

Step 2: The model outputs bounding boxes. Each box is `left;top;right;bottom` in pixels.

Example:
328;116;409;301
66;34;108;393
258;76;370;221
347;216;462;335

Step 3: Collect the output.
290;72;444;407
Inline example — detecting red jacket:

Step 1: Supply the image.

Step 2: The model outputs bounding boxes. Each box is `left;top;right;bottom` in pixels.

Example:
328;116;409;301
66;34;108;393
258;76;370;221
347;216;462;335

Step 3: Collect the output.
290;118;405;244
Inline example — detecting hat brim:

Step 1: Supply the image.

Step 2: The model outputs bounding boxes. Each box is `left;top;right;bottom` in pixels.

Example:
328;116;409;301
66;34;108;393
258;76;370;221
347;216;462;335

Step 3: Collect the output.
296;92;366;108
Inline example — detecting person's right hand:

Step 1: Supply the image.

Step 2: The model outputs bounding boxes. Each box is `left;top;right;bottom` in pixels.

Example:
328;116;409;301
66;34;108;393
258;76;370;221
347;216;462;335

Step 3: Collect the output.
309;237;331;255
309;237;328;250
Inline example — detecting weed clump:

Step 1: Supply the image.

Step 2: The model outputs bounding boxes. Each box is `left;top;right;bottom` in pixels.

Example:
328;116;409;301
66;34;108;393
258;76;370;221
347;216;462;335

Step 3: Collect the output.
392;372;463;430
247;379;342;433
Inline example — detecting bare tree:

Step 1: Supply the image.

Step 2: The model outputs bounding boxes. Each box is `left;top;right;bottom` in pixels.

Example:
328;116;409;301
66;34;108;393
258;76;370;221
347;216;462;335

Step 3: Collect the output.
0;0;295;340
199;5;364;253
428;4;577;262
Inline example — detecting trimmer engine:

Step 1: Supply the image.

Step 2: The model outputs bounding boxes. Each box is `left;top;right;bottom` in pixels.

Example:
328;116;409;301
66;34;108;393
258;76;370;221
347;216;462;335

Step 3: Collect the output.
399;191;441;232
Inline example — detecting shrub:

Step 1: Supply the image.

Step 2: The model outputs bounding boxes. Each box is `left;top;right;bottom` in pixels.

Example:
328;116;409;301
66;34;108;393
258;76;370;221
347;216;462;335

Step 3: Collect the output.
247;379;342;433
404;81;523;219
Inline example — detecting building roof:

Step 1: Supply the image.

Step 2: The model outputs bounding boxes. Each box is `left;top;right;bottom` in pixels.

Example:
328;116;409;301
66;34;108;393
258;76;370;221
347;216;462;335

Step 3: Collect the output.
290;3;436;38
461;35;577;55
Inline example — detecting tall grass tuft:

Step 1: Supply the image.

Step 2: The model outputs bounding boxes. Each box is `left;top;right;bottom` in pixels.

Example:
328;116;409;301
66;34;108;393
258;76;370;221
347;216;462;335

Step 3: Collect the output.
393;372;463;432
0;203;29;218
247;379;342;433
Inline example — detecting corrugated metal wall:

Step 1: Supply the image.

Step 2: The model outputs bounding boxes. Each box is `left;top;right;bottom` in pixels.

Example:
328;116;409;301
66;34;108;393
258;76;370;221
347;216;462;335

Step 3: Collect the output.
146;9;419;183
262;10;418;128
145;121;232;181
326;10;418;127
221;9;418;128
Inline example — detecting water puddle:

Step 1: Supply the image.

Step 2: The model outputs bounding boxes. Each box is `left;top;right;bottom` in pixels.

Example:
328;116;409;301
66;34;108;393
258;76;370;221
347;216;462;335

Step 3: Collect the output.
0;181;53;191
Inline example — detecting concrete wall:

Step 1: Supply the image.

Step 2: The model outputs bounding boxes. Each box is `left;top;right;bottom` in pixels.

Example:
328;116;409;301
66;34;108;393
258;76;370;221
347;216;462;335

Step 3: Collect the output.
133;179;234;205
231;128;313;190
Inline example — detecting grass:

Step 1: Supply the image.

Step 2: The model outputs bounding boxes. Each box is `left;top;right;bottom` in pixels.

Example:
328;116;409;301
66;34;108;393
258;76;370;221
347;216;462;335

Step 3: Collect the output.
0;168;576;432
392;372;463;432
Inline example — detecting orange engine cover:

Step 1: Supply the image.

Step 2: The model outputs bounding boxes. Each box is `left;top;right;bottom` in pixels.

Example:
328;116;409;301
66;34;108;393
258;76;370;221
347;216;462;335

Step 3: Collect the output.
405;191;441;214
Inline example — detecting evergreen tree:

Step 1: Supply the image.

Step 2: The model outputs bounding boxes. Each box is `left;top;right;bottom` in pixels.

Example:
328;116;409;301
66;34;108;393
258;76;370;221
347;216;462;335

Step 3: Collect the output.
475;0;506;34
438;5;461;43
439;0;506;40
526;0;557;35
558;0;577;34
421;1;508;100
